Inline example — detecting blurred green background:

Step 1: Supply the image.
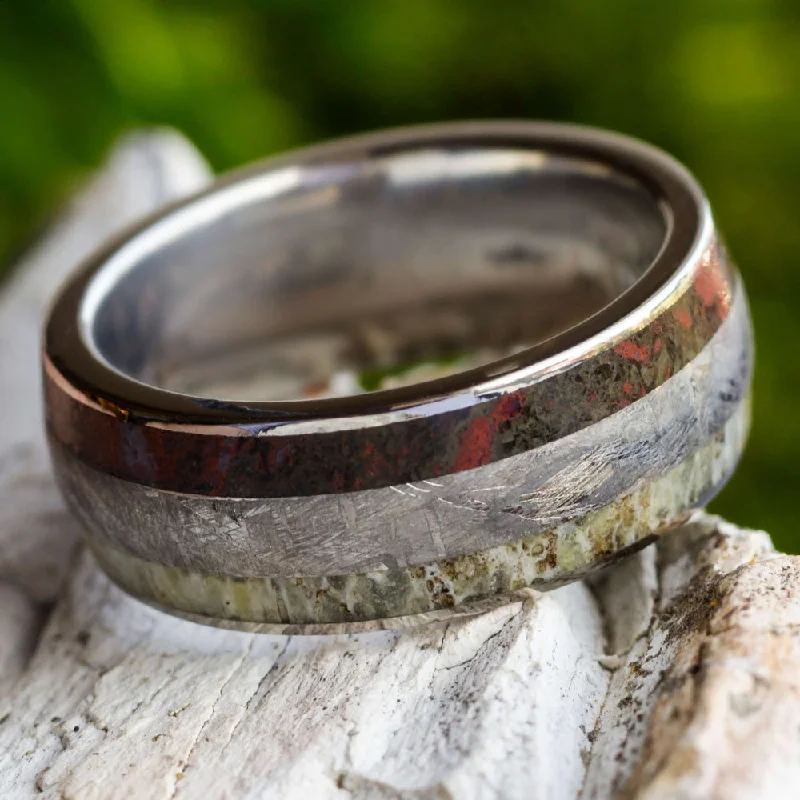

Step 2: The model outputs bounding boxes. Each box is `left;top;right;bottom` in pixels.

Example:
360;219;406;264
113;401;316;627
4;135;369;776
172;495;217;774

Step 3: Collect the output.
1;1;796;548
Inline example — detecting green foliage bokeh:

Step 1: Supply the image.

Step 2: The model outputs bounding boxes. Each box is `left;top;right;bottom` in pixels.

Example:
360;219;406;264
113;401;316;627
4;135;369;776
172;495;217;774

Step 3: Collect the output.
1;1;797;548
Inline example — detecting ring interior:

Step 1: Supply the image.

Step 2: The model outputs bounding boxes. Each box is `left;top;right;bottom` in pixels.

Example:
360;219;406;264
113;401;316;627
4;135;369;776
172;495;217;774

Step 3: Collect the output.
82;148;668;402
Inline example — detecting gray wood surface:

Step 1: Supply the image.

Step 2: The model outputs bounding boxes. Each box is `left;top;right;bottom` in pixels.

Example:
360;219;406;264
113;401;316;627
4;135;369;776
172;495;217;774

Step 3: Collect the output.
0;131;797;800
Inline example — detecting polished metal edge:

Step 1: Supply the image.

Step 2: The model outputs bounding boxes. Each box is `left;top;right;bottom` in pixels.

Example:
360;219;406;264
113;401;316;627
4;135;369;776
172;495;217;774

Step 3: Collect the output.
46;120;708;426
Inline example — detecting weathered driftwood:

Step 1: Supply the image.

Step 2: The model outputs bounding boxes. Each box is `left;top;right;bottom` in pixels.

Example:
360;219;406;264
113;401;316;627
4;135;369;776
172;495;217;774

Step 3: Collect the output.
0;132;798;800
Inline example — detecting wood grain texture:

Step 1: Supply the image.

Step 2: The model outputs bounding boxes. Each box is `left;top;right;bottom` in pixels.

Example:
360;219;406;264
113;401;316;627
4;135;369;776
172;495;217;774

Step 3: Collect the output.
0;131;797;800
0;129;210;604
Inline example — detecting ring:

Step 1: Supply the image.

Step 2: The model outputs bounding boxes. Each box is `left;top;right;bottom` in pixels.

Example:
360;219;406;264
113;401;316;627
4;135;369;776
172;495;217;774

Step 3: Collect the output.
44;121;753;633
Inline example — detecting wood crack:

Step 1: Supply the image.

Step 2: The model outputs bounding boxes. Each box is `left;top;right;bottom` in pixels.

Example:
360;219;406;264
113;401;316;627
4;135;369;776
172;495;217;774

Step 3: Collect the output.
168;647;253;800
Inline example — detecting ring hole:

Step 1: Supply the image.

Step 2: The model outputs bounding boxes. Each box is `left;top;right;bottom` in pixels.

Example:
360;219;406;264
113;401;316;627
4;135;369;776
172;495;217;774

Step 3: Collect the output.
85;148;668;401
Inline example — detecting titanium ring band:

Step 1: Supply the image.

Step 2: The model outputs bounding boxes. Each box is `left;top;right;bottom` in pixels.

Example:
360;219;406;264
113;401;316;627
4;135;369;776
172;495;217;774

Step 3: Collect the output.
43;121;753;632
